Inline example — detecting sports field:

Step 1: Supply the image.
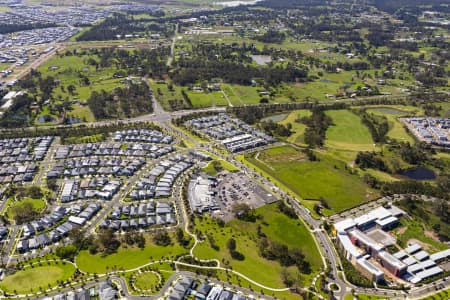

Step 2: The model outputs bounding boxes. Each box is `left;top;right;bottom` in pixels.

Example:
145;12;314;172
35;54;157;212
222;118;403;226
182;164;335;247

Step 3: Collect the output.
245;146;378;213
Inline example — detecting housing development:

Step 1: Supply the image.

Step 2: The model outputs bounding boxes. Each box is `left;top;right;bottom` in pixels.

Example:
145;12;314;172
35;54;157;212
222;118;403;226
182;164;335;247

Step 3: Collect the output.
0;0;448;299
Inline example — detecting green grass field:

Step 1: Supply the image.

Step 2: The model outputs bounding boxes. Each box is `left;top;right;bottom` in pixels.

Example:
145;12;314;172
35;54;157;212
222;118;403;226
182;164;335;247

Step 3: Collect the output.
76;234;188;274
418;288;449;300
0;262;75;293
278;110;312;146
202;159;239;176
245;146;378;213
133;272;161;291
394;218;448;253
6;198;46;221
193;203;322;289
325;110;376;151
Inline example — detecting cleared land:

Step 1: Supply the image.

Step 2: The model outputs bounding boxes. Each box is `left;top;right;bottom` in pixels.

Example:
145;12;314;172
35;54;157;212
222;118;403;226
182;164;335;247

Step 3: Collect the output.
277;110;312;146
0;262;76;293
325;110;376;151
245;146;378;213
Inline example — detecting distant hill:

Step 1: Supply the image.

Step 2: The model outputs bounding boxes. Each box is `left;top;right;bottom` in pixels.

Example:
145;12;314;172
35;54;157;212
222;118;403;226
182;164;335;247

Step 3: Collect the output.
374;0;448;13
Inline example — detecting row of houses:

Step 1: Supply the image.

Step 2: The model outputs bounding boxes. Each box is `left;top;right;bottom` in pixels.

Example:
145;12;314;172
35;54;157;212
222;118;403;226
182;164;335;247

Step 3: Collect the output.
60;178;122;202
167;276;251;300
130;156;193;200
46;281;117;300
405;117;450;147
17;204;101;253
185;114;275;153
100;201;177;231
0;136;52;162
22;206;68;238
112;129;174;144
54;143;174;160
47;158;145;179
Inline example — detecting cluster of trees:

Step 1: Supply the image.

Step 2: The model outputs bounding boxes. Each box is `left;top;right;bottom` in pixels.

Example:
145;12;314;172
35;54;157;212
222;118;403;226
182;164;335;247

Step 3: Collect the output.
355;109;389;143
123;231;146;248
56;245;77;260
153;230;172;246
88;229;121;255
0;22;56;34
172;59;308;86
258;120;292;137
255;29;286;44
299;109;333;148
277;201;297;219
76;13;172;41
176;228;191;248
0;93;34;128
232;203;256;222
87;81;153;119
398;142;429;165
258;237;311;274
355;152;388;172
11;202;40;225
226;238;244;260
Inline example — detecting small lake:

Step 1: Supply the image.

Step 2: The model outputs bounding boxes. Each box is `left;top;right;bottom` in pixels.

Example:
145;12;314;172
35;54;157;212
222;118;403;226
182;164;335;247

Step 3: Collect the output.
398;167;436;180
251;55;272;65
261;113;288;123
372;107;405;115
217;0;261;7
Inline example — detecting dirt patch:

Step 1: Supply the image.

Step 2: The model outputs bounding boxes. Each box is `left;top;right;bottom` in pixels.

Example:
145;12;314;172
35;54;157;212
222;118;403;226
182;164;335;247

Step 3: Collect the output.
396;226;407;235
424;230;441;243
261;152;307;163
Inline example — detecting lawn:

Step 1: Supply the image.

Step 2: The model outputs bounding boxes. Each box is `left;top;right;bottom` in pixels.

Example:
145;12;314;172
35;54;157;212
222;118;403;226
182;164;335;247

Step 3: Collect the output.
202;159;239;176
418;288;449;300
133;272;161;291
245;145;378;213
365;106;419;143
76;234;188;274
325;110;376;151
278;110;312;146
6;198;46;221
193;203;322;289
0;262;76;293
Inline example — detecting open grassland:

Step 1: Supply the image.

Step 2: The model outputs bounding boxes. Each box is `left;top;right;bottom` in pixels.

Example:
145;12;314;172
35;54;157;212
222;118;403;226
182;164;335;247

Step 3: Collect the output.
278;110;312;147
245;146;378;214
394;218;448;253
193;203;322;289
363;105;423;143
76;234;188;274
325;110;376;151
202;159;239;176
39;54;125;102
0;262;76;293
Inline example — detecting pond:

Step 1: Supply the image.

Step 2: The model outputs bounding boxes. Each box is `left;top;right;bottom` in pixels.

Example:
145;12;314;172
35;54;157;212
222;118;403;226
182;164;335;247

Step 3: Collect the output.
251;55;272;65
398;167;436;180
372;107;406;115
261;113;288;123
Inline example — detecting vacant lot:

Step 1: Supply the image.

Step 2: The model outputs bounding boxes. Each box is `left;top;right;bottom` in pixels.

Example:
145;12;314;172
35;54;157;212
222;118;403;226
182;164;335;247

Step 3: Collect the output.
325;110;376;151
246;146;378;213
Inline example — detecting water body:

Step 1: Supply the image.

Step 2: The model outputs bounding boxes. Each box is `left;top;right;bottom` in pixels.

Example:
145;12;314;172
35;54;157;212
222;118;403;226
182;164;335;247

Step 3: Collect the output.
217;0;261;7
372;107;405;115
398;167;436;180
251;55;272;65
261;113;288;123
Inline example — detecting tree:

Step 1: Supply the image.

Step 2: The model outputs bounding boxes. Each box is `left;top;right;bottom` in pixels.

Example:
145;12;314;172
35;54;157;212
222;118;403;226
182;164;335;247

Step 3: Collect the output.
226;238;236;252
56;245;77;260
153;230;171;246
